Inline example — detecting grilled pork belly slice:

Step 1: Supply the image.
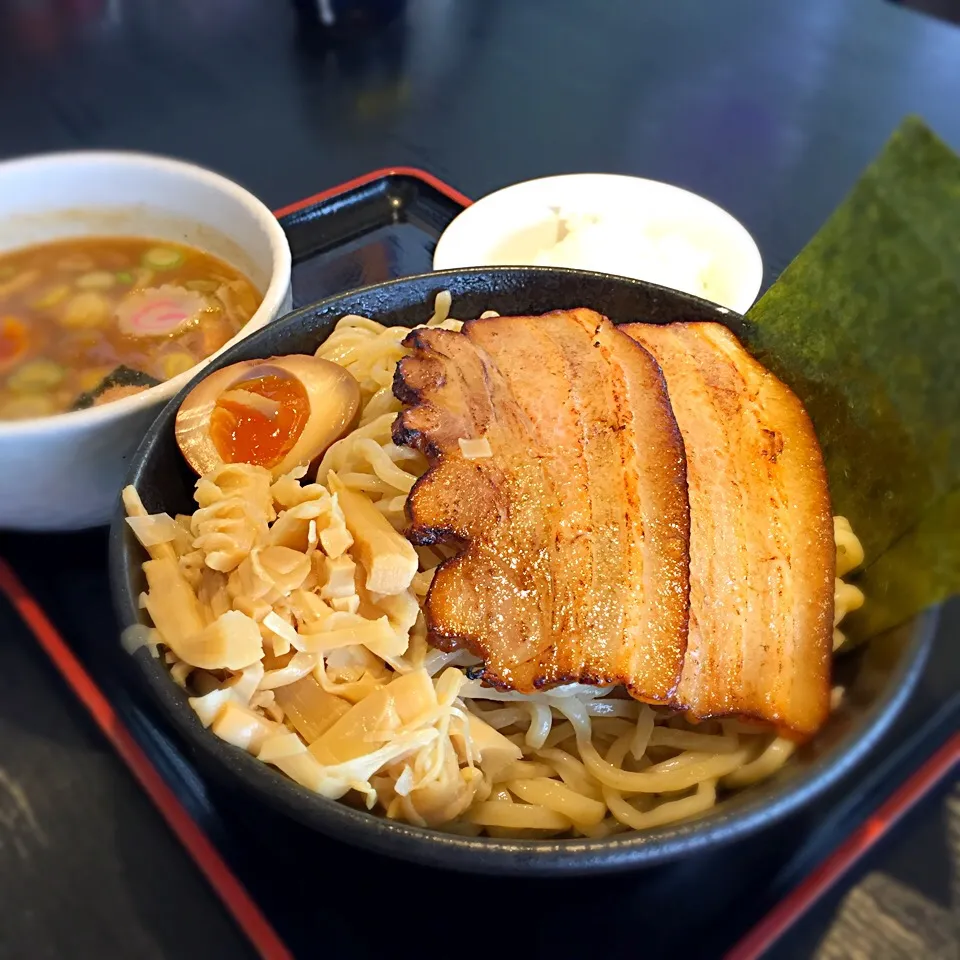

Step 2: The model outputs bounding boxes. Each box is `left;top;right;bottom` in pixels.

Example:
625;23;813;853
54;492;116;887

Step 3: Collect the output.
393;308;690;702
623;321;835;737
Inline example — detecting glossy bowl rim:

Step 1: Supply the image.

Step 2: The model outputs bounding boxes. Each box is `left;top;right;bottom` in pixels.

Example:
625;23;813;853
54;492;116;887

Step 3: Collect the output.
109;265;937;875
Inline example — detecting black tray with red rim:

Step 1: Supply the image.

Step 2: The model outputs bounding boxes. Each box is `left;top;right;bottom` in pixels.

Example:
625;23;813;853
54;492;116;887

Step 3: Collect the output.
0;168;956;960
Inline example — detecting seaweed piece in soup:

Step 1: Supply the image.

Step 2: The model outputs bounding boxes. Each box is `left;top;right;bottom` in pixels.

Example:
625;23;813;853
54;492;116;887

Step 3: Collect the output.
71;365;161;410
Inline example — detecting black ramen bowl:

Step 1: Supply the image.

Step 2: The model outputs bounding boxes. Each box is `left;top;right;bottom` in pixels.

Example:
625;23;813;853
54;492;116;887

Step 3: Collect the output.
109;267;937;875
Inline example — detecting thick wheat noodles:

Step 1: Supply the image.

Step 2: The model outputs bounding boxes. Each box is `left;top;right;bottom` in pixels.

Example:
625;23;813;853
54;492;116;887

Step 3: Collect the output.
126;292;867;838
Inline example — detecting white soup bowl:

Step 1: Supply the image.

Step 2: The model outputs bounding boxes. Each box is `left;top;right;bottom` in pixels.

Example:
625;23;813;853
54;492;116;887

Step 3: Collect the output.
0;151;292;531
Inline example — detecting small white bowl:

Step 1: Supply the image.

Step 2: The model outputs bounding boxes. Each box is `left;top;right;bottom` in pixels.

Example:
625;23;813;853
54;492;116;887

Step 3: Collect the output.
433;173;763;315
0;151;292;531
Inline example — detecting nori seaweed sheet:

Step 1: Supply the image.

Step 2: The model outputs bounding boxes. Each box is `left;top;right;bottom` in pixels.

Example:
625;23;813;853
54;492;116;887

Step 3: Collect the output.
743;116;960;642
71;365;161;410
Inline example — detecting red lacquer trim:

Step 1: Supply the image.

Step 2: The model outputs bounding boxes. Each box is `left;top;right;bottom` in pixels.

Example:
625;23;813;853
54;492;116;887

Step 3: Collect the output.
5;171;948;960
0;559;294;960
272;166;472;218
724;732;960;960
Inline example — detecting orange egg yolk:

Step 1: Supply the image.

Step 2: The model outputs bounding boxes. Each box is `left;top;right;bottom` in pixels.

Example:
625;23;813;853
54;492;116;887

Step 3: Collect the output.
210;374;309;468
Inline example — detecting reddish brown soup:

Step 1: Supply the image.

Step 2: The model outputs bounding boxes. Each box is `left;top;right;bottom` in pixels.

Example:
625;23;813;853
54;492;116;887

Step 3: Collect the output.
0;236;262;419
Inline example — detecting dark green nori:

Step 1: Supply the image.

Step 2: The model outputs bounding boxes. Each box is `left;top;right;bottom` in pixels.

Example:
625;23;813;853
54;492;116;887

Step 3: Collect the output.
743;116;960;642
71;365;162;410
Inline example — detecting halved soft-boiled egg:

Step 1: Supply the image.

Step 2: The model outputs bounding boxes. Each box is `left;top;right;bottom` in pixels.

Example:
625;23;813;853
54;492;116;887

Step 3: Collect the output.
175;356;361;478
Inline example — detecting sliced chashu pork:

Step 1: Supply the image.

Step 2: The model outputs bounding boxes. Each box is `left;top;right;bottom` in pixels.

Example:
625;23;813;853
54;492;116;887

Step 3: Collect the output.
622;322;835;736
393;308;690;701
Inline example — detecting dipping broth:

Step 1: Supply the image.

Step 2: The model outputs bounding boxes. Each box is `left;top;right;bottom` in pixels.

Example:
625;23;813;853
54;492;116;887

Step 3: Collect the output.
0;236;262;419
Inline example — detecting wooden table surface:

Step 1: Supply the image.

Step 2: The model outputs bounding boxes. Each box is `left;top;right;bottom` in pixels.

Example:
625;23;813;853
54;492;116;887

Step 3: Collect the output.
0;1;958;958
